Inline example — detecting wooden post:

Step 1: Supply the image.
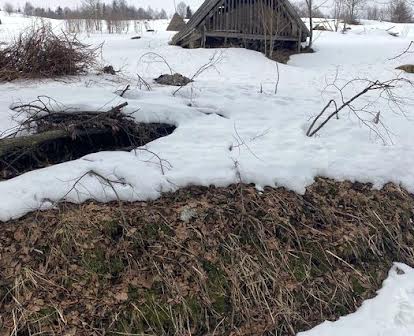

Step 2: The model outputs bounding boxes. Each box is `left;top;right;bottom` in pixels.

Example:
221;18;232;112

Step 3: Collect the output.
297;27;302;52
202;25;207;48
249;0;252;34
221;0;224;31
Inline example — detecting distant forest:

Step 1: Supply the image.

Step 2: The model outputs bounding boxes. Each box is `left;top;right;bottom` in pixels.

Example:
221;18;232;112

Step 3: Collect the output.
3;0;194;21
2;0;412;27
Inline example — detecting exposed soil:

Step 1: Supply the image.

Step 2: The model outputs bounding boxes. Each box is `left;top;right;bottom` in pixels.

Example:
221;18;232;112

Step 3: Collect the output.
200;37;313;64
1;178;413;335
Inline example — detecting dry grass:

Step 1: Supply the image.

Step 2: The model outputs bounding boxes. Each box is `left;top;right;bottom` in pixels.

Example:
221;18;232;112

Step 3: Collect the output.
0;23;100;81
0;178;413;335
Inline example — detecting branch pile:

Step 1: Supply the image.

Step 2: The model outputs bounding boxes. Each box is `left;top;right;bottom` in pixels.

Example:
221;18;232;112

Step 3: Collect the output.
0;24;100;81
0;99;175;179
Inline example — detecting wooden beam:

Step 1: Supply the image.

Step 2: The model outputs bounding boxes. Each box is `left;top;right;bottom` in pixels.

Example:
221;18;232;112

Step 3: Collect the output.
180;32;202;48
205;31;298;41
297;27;302;52
202;25;207;47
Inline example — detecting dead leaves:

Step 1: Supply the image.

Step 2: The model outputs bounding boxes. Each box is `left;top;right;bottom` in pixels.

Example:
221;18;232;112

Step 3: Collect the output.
114;291;129;302
0;180;413;335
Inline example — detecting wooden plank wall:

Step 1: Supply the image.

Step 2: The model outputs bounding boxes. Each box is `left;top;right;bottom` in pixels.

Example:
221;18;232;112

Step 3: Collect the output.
204;0;298;38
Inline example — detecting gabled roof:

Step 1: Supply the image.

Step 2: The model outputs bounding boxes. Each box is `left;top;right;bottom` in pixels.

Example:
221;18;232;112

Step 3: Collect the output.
167;13;186;31
172;0;217;44
172;0;310;45
283;0;311;35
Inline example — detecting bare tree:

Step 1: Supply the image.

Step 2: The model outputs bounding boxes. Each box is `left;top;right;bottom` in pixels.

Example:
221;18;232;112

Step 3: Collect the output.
303;0;327;47
159;9;168;19
177;1;187;18
343;0;366;24
23;2;34;16
186;6;193;19
305;0;313;47
258;0;281;57
332;0;345;31
388;0;413;23
294;1;324;17
4;2;14;15
365;5;380;20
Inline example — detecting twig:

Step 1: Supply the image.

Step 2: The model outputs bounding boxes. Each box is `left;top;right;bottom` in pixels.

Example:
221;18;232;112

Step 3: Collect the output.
138;52;173;75
56;170;129;225
307;76;412;142
172;51;224;97
137;74;152;91
326;250;364;277
274;61;280;95
388;41;414;61
118;84;130;97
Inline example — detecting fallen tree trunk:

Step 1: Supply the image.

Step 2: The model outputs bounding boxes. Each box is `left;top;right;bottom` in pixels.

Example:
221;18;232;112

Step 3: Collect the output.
0;102;175;180
0;129;111;158
1;102;130;158
0;130;68;157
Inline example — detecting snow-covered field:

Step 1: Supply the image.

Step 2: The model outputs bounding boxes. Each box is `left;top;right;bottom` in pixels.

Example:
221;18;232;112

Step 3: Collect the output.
0;12;414;335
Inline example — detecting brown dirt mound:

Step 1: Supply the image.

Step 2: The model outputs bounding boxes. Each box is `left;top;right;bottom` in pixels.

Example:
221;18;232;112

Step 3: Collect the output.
155;73;193;86
1;178;413;335
396;64;414;73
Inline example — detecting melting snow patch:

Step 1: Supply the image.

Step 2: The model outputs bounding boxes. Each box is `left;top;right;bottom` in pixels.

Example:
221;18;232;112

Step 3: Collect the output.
298;263;414;336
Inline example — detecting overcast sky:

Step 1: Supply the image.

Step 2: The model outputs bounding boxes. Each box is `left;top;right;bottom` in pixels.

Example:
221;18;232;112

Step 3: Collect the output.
0;0;205;14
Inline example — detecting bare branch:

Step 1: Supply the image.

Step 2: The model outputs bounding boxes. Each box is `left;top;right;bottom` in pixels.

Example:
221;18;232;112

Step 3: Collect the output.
388;41;414;60
138;52;174;75
307;76;413;143
172;51;224;96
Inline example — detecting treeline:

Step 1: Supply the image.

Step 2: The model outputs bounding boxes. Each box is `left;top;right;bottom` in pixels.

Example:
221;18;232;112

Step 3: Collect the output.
21;0;168;21
1;0;195;35
293;0;413;23
7;0;195;22
364;0;413;23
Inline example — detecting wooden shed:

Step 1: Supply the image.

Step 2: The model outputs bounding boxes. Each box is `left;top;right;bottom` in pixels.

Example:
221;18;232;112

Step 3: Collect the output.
171;0;310;52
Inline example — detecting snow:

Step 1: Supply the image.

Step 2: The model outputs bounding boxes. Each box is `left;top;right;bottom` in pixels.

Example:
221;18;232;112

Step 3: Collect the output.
0;11;414;336
0;14;413;221
299;263;414;336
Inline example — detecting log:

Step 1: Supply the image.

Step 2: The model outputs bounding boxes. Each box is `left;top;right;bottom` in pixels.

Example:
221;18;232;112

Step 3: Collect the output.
0;129;109;157
0;102;129;158
0;130;68;157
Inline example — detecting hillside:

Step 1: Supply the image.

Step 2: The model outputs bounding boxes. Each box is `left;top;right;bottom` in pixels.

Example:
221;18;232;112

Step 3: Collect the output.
0;11;414;336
